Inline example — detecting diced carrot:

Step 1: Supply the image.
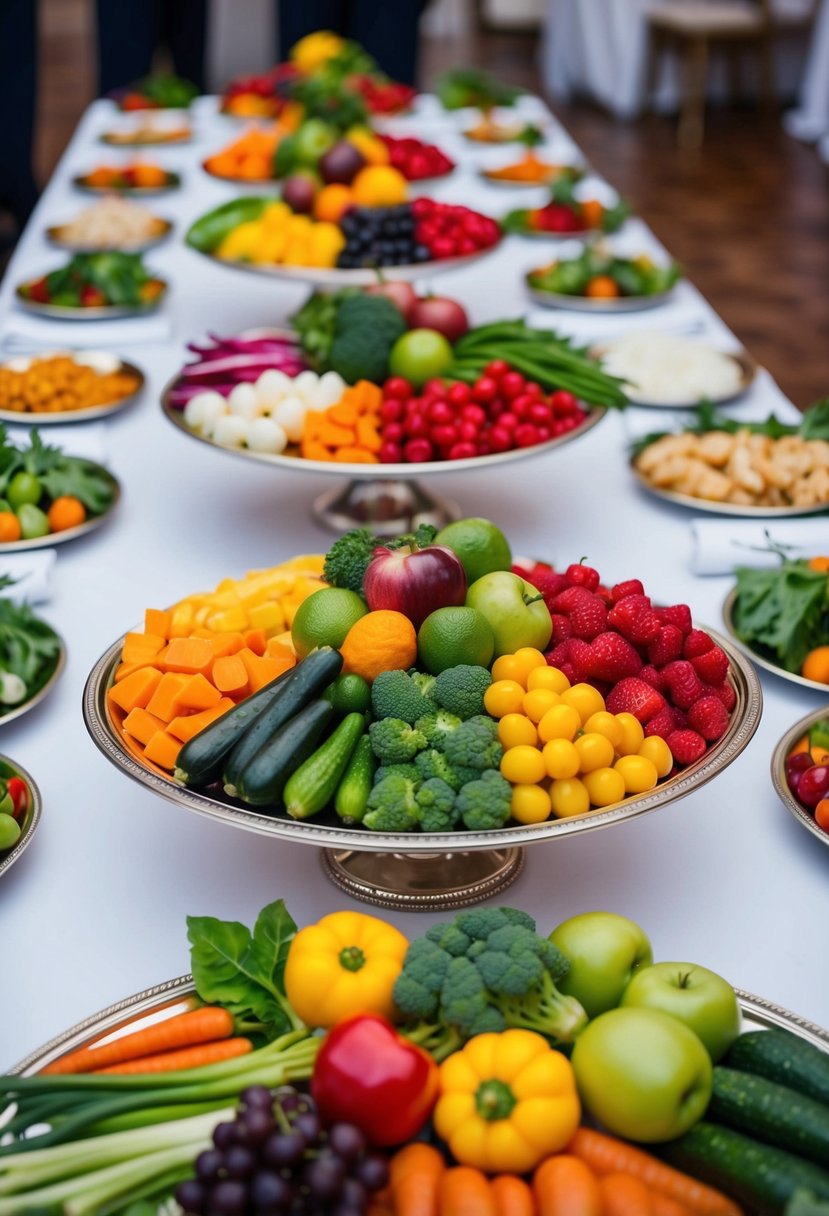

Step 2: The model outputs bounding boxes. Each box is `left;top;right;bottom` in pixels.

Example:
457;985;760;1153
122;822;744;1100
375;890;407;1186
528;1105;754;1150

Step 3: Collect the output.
143;730;183;769
329;401;361;426
266;637;296;662
238;647;292;693
108;667;164;714
168;698;235;743
243;628;267;656
301;439;336;461
162;636;215;676
114;661;148;683
356;418;382;452
171;673;223;715
121;632;166;665
333;447;379;463
122;707;167;746
144;608;172;639
190;626;218;640
212;654;251;697
145;673;191;723
209;632;246;658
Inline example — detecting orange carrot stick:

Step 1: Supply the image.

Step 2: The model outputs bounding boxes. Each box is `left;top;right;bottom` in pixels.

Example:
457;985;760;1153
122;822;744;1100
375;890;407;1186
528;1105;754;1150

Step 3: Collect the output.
42;1006;235;1075
90;1036;252;1075
390;1143;445;1216
491;1174;535;1216
651;1193;693;1216
533;1154;602;1216
599;1172;654;1216
438;1167;498;1216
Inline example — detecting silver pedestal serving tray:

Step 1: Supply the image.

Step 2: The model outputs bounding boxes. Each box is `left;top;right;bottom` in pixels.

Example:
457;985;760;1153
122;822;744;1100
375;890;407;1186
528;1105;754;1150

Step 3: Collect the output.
723;588;829;691
770;706;829;850
0;757;43;880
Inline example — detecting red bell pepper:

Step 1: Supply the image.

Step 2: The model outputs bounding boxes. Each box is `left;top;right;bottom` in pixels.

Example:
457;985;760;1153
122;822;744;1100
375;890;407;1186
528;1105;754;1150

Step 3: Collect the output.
7;777;28;820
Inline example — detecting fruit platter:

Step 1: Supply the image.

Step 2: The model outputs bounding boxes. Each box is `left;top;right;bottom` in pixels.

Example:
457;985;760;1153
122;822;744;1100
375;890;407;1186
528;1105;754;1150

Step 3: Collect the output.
632;401;829;517
16;252;167;319
46;197;173;254
773;706;829;847
480;155;585;189
527;246;683;311
0;350;143;423
0;428;120;551
72;163;181;195
0;756;40;878
109;72;199;112
0;591;64;724
722;551;829;692
5;896;829;1215
594;333;756;410
501;179;629;240
84;516;760;908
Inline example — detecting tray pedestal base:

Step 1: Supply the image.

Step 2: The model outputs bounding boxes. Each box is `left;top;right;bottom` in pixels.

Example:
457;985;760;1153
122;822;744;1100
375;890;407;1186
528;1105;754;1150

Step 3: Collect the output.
320;846;525;911
312;478;460;535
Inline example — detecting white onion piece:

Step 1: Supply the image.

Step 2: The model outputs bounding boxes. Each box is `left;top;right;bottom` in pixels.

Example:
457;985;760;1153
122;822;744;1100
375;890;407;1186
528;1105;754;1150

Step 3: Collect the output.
228;382;261;420
312;370;347;409
255;369;292;407
291;370;321;403
247;417;288;453
185;390;227;431
272;395;308;443
211;414;250;447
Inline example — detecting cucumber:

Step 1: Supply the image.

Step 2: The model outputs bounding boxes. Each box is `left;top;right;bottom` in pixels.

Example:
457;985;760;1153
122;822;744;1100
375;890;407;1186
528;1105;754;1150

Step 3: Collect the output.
335;735;375;823
660;1122;829;1215
283;714;366;820
232;700;334;807
725;1030;829;1108
223;647;342;797
710;1067;829;1168
173;665;296;787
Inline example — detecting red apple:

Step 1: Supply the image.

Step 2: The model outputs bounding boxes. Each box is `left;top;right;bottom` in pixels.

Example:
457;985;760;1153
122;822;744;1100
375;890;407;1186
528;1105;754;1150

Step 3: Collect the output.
363;544;467;629
408;295;469;342
364;279;418;322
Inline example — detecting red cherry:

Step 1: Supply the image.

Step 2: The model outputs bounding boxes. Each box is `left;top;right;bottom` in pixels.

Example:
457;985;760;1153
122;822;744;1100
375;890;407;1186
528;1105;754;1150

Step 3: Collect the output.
423;379;446;398
384;376;413;400
458;421;478;442
535;426;552;441
404;438;434;463
380;399;403;423
514;423;541;448
488;427;513;452
512;394;536;420
500;371;525;400
798;765;829;808
551;389;579;415
428;400;454;425
431;424;458;448
498;412;518;431
529;402;553;425
382;422;404;443
448;441;477;460
405;414;430;438
379;442;403;463
447;382;471;407
485;360;510;379
472;376;499;404
786;752;815;777
460;404;487;426
430;237;456;259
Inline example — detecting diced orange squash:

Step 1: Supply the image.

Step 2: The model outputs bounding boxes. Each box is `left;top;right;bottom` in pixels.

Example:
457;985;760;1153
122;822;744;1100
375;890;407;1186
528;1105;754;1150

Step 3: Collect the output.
191;627;217;640
243;628;267;656
171;673;223;715
167;698;235;743
114;660;150;683
145;672;191;722
238;647;293;693
209;632;246;658
266;637;296;663
108;667;164;714
144;608;172;639
213;654;251;697
122;707;167;746
273;630;297;653
169;604;196;638
121;632;166;665
162;637;215;676
143;730;183;769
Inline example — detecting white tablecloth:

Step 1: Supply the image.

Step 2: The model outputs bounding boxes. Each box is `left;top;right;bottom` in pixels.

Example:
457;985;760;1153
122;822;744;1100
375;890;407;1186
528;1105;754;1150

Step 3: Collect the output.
1;94;828;1069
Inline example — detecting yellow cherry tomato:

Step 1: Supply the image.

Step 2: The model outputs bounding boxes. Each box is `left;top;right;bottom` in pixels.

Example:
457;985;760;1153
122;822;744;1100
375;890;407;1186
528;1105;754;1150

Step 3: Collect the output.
491;655;529;686
511;783;552;824
614;754;659;794
538;703;581;743
511;647;548;682
549;777;591;818
638;735;673;777
614;712;645;756
498;713;538;749
522;688;560;723
561;683;606;724
543;737;580;780
501;745;546;785
527;665;571;694
574;731;616;774
583;766;626;807
484;679;527;718
583;710;623;749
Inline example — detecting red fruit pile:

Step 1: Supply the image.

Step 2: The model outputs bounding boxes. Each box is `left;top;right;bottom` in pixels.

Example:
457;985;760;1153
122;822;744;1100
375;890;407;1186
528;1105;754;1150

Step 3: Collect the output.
529;202;589;234
350;74;417;115
517;559;734;769
411;198;501;260
378;363;589;464
379;135;454;181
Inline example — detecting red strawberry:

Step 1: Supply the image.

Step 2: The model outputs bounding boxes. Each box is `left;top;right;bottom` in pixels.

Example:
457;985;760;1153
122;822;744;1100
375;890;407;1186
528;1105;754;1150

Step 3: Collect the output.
606;677;666;723
691;646;730;686
589;633;643;681
648;624;684;666
550;613;572;645
710;681;736;712
659;604;692;635
525;567;570;602
565;562;600;591
512;558;542;577
683;628;715;659
661;660;705;710
551;585;594;614
610;579;644;603
568;638;596;682
665;728;707;766
607;595;661;645
639;663;667;691
568;594;608;640
687;695;730;741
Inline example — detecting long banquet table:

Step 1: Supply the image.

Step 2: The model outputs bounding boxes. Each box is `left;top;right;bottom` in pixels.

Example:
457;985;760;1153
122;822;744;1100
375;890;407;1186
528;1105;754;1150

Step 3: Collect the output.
1;92;827;1068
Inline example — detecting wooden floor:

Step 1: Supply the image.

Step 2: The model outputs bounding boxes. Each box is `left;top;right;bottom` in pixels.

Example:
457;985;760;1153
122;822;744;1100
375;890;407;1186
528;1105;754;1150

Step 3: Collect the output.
7;7;828;406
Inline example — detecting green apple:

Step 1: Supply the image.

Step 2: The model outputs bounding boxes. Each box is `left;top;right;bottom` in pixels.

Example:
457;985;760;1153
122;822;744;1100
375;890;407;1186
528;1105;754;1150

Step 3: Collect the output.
571;1007;712;1142
294;118;337;165
621;962;741;1062
549;911;653;1019
465;572;552;657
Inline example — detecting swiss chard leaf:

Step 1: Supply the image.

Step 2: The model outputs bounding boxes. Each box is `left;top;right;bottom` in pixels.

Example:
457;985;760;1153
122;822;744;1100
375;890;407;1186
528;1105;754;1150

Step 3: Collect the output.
248;900;298;1000
732;561;829;672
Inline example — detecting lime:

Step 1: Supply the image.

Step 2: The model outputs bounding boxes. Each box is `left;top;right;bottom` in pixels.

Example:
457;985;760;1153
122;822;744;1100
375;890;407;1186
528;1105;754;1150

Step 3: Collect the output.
436;518;512;585
7;472;42;510
291;587;368;658
17;503;49;540
388;329;453;389
325;673;371;714
418;606;495;674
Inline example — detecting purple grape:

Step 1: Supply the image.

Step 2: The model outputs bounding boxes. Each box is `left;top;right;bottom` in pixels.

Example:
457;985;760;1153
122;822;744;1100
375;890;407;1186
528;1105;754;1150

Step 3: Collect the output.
250;1169;293;1209
328;1122;366;1162
224;1144;257;1180
241;1084;274;1110
354;1152;390;1191
304;1152;346;1199
206;1179;247;1216
175;1178;207;1213
262;1130;306;1168
212;1121;240;1151
340;1176;368;1207
293;1111;322;1144
330;1207;363;1216
195;1148;225;1183
272;1085;303;1115
243;1106;276;1145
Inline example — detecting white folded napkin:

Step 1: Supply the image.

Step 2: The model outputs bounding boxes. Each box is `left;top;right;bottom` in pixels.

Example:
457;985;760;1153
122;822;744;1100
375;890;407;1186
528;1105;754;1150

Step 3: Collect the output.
0;551;56;604
690;518;829;576
1;310;171;352
7;422;108;465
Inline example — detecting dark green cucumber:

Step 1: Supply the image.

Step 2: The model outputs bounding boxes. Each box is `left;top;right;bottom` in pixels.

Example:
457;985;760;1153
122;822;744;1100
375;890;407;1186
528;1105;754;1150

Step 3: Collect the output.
232;700;334;807
223;647;342;797
661;1122;829;1215
283;714;365;820
725;1030;829;1108
710;1067;829;1169
173;666;296;787
334;734;375;823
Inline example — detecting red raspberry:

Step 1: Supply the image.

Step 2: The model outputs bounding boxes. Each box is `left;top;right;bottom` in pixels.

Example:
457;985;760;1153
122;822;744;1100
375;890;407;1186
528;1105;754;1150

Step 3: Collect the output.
606;677;666;723
551;585;594;614
710;681;737;712
607;595;662;645
683;629;715;659
550;613;572;644
565;562;600;592
659;604;693;636
648;624;684;667
610;579;644;603
568;638;596;682
644;706;679;739
546;640;572;669
691;646;730;686
589;633;643;681
665;728;707;766
661;660;705;710
568;594;608;641
556;661;576;684
687;695;730;741
639;664;667;691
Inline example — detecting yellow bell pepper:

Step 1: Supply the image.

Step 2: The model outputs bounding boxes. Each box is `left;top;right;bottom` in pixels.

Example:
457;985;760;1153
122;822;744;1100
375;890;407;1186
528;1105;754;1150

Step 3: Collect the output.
284;910;408;1029
433;1029;581;1173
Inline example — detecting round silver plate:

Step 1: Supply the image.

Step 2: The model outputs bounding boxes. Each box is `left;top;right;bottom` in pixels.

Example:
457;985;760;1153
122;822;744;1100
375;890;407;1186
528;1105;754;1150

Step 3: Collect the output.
0;355;145;424
14;283;167;321
723;587;829;692
771;706;829;850
45;220;173;255
71;172;181;196
594;347;757;410
0;638;66;727
0;467;120;553
0;757;43;881
527;282;677;313
630;458;829;519
83;624;761;910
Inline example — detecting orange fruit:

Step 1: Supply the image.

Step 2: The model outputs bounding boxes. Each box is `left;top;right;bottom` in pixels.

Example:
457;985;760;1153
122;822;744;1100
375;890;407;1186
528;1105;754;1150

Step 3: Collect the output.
585;275;621;299
816;798;829;831
314;183;354;223
131;164;167;187
580;198;604;230
808;556;829;572
0;512;21;542
802;646;829;685
339;610;417;682
351;165;407;208
47;496;86;533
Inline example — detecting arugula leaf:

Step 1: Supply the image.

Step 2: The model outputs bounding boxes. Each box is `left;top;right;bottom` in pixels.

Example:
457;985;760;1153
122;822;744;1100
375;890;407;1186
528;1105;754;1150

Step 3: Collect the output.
732;560;829;672
0;597;62;706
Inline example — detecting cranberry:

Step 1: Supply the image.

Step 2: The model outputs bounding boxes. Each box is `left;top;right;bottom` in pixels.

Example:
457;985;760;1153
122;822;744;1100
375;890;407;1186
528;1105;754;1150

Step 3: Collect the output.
428;400;454;425
472;376;499;404
529;402;553;425
485;360;509;379
797;765;829;808
380;399;403;423
381;422;404;443
404;437;434;463
379;442;403;463
512;393;537;420
423;379;446;398
551;389;579;415
488;427;513;452
384;376;412;400
460;404;487;426
500;371;525;400
458;421;478;443
430;424;458;448
514;423;541;448
448;441;477;460
446;382;471;407
498;412;518;432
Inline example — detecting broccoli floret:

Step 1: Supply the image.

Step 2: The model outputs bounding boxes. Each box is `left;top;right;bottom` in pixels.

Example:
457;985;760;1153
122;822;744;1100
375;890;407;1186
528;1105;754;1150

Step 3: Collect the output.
454;907;518;941
409;669;437;701
415;710;462;750
369;718;427;765
322;529;377;594
371;670;434;725
375;762;421;786
415;778;459;833
329;294;407;384
414;748;476;792
363;775;420;832
441;957;505;1036
390;937;449;1019
456;770;512;830
443;717;503;774
426;921;471;957
433;664;493;720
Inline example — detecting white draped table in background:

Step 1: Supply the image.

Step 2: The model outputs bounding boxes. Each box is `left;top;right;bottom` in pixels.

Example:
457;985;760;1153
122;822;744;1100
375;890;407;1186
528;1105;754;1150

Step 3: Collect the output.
1;92;827;1068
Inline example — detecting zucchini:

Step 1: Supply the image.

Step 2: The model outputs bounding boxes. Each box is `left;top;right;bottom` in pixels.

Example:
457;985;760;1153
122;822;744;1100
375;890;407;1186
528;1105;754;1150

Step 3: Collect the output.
283;714;365;820
232;699;334;807
223;647;342;797
710;1067;829;1169
173;666;296;787
661;1122;829;1215
725;1030;829;1108
335;734;375;823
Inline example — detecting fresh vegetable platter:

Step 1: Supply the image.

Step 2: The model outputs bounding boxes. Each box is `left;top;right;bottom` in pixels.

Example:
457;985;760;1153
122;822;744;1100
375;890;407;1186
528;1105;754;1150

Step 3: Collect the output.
526;247;682;311
501;179;629;240
0;590;65;724
110;73;199;112
16;253;167;318
72;165;181;195
5;899;829;1216
0;755;40;878
480;156;585;189
772;706;829;848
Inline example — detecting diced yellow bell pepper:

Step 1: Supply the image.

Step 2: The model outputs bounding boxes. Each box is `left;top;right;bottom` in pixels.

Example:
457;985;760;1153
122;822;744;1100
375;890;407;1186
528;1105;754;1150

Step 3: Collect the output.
247;600;285;635
207;606;249;633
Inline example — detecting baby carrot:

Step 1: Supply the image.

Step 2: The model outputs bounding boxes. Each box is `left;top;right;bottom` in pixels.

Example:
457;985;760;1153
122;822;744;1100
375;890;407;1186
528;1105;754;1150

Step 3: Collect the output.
89;1036;252;1075
533;1154;602;1216
41;1006;235;1075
